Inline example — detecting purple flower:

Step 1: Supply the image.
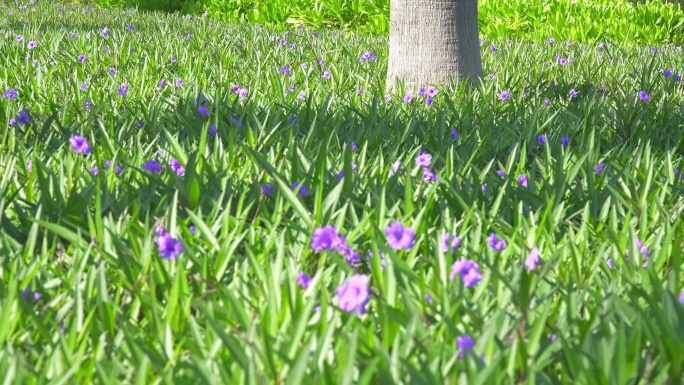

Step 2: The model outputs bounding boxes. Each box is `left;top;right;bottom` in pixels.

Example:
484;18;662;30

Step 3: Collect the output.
70;134;91;154
311;226;341;251
596;163;605;175
3;88;18;100
607;258;613;270
357;87;364;95
562;136;570;148
441;233;461;253
297;271;312;289
16;111;30;125
170;158;185;176
499;91;511;101
261;183;275;197
662;69;672;77
424;293;433;303
336;237;361;265
90;167;99;175
676;75;682;83
16;35;23;42
427;86;438;97
456;334;475;359
291;181;309;196
280;65;291;75
126;23;134;31
415;152;432;167
197;106;210;116
537;134;547;145
490;45;497;52
638;90;650;102
80;82;88;91
104;160;122;175
102;26;109;38
336;274;370;314
297;91;306;100
21;287;29;301
543;98;551;106
569;89;578;98
27;40;37;49
208;124;217;137
360;52;377;62
142;159;163;173
487;233;507;251
34;292;40;301
422;167;436;182
517;174;528;188
425;97;434;106
403;92;413;103
117;82;128;96
418;87;426;96
559;58;568;66
679;290;684;303
27;160;32;172
496;170;505;179
388;160;401;177
450;259;482;288
322;71;332;79
525;247;542;271
385;222;415;250
156;232;182;260
175;78;185;87
451;128;459;139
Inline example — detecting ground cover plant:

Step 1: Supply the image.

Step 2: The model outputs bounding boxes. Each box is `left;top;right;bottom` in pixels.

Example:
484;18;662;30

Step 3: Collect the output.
2;3;684;384
60;0;684;44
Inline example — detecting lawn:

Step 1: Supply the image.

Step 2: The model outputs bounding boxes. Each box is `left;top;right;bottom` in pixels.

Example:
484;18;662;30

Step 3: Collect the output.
1;3;684;384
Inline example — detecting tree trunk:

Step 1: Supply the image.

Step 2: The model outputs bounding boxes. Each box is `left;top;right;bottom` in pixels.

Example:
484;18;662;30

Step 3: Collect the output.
386;0;482;93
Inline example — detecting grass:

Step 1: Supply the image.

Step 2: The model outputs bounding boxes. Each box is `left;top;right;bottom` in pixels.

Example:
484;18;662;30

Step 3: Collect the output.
1;3;684;384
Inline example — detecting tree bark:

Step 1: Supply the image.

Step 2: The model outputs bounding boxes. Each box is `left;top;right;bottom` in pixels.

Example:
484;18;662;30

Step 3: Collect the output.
386;0;482;93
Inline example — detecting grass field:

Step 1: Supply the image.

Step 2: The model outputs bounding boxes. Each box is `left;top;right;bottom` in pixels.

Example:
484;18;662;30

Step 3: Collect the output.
2;3;684;384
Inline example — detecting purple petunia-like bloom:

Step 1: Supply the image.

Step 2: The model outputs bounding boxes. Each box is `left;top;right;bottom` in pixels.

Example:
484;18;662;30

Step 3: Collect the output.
404;92;413;103
456;334;475;359
538;134;547;145
197;106;210;116
415;152;432;167
499;91;511;101
311;226;341;251
427;86;438;97
360;51;377;62
104;160;122;175
280;65;291;75
297;271;312;289
261;183;275;197
385;222;415;250
596;163;605;175
562;136;571;148
27;40;37;49
170;158;185;176
175;78;185;87
422;167;436;182
441;233;461;253
323;71;332;79
638;90;650;102
117;82;128;97
16;111;30;125
497;169;505;179
142;159;163;173
525;247;542;271
336;274;370;314
70;134;91;154
569;89;579;98
157;231;182;260
517;174;528;188
487;233;507;251
291;181;310;196
3;88;18;100
102;26;109;38
16;35;23;42
388;160;401;177
451;128;459;139
450;259;482;288
679;290;684;303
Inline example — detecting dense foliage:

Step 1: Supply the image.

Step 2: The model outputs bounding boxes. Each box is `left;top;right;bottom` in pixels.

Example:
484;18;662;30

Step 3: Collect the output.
51;0;684;44
2;3;684;384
